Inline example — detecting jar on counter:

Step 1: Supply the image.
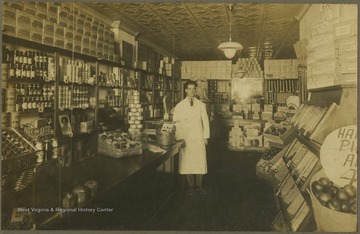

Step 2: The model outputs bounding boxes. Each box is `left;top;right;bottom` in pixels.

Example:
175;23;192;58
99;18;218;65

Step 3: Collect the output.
84;180;98;200
73;185;87;206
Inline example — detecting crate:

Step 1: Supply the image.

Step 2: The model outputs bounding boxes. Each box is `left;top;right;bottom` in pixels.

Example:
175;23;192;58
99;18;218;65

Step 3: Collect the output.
264;124;297;147
97;134;142;158
2;128;37;175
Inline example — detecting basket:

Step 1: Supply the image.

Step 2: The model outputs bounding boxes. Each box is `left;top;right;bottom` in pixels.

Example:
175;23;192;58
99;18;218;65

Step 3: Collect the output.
309;170;357;232
264;124;297;146
97;135;142;158
156;130;175;148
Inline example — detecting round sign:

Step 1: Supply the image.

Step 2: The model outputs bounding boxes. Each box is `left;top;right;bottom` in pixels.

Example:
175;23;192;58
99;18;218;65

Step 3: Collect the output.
320;125;357;188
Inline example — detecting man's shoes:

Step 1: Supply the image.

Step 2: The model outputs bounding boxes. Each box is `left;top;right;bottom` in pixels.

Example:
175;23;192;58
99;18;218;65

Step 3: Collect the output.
195;186;208;195
186;187;195;196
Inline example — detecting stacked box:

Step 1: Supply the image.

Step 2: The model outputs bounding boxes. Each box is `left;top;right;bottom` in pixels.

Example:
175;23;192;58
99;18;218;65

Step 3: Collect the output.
57;7;68;27
90;39;97;56
96;41;104;58
67;11;75;31
42;19;54;45
127;90;144;134
16;10;31;40
73;32;82;53
8;2;24;11
102;44;109;59
54;24;65;48
36;2;47;20
83;16;92;37
3;5;16;36
23;2;36;15
81;37;90;55
90;19;98;40
30;15;43;43
336;36;357;84
47;2;58;23
64;28;73;50
234;57;263;78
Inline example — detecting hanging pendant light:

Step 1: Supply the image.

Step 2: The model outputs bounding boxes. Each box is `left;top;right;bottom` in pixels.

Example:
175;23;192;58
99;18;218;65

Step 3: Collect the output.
218;4;243;59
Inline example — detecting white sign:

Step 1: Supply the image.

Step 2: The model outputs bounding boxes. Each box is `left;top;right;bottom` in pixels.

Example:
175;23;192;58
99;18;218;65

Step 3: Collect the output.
320;125;357;188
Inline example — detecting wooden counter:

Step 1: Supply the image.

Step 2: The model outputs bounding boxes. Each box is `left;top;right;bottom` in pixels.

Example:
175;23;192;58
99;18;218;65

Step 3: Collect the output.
61;141;182;195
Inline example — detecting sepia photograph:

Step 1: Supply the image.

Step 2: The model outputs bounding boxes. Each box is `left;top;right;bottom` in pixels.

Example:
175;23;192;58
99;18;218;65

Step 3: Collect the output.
59;115;73;137
0;1;358;232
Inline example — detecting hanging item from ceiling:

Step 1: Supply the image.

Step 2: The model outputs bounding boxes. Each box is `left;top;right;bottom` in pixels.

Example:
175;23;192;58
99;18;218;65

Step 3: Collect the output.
218;4;243;59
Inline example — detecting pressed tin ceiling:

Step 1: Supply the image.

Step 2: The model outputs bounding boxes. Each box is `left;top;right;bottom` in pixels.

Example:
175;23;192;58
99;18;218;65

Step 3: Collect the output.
84;2;302;61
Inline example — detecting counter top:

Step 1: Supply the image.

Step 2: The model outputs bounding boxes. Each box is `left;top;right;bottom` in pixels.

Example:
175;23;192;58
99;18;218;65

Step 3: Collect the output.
61;142;182;195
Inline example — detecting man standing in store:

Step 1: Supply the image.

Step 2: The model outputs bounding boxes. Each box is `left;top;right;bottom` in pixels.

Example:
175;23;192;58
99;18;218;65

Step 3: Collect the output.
173;80;210;195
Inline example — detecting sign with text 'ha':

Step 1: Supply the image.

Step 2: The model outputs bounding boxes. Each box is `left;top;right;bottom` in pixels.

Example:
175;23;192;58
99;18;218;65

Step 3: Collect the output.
320;125;357;188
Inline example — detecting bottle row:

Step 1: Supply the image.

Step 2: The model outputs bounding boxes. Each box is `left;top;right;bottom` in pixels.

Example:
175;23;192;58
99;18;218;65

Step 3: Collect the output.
7;58;55;82
3;47;49;67
15;83;55;98
60;58;96;85
58;85;93;110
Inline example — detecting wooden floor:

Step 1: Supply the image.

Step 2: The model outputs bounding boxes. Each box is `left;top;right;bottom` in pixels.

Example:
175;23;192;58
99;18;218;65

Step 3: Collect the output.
45;142;277;231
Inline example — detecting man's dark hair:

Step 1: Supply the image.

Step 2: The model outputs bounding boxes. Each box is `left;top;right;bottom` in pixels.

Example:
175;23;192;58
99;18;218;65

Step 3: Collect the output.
61;116;68;124
184;80;197;89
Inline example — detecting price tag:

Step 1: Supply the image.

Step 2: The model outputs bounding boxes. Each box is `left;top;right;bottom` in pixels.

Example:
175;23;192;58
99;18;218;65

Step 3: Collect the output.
320;125;357;188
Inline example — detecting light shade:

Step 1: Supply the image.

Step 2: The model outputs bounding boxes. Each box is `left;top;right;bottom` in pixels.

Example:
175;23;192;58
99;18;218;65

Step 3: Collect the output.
218;41;243;59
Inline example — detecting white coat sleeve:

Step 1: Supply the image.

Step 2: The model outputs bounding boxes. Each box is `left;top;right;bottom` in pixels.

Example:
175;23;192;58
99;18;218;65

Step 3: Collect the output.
172;104;183;140
201;104;210;139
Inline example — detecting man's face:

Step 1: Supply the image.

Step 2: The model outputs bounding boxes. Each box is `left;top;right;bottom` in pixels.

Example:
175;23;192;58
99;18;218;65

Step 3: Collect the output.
185;84;196;98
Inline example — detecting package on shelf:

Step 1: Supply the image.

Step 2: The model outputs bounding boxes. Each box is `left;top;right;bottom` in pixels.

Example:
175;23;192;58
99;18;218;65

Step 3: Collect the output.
15;10;31;40
53;24;65;48
35;2;48;20
29;16;42;42
89;39;97;56
81;37;90;55
233;57;263;78
47;3;58;24
2;5;16;36
41;19;54;45
57;8;68;27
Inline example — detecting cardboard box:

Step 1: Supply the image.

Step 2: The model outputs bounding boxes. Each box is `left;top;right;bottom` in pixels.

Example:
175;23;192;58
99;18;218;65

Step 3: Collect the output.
73;42;81;53
73;32;82;44
23;2;36;15
64;39;73;50
36;2;47;20
90;30;98;40
334;20;356;40
30;29;42;43
75;24;84;34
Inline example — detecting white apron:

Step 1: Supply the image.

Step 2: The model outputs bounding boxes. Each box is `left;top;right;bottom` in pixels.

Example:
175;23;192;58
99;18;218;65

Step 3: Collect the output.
173;98;210;174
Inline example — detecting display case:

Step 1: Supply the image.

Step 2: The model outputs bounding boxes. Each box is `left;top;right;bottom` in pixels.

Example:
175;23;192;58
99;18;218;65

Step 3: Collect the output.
271;84;357;232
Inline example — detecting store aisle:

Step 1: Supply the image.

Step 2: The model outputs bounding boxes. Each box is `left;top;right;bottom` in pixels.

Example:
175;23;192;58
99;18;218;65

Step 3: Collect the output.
151;143;277;231
47;142;277;231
